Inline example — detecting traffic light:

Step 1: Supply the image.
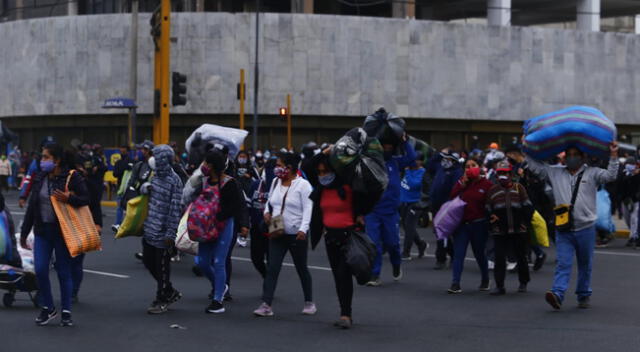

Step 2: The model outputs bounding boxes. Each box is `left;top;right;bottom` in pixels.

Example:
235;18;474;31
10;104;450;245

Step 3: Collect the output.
172;72;187;106
279;107;287;119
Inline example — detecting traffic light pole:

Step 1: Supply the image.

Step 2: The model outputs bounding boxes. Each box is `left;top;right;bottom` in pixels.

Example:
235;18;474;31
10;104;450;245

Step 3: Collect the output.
159;0;171;145
128;0;138;148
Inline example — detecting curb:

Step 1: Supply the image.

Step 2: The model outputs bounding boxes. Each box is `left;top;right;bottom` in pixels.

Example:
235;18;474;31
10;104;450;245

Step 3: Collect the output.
101;201;117;207
615;230;630;238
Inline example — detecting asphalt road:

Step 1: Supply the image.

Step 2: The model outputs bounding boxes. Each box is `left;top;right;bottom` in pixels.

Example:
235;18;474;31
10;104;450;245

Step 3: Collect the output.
1;190;639;352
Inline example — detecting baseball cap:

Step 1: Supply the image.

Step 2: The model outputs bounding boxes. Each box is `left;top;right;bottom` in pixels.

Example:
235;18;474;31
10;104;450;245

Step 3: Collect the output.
495;160;512;172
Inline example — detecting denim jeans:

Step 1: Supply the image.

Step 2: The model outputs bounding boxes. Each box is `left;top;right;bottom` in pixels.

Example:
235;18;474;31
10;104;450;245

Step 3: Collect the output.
34;223;73;312
197;218;234;302
451;220;489;285
551;226;596;302
115;196;125;225
365;212;402;277
71;254;85;296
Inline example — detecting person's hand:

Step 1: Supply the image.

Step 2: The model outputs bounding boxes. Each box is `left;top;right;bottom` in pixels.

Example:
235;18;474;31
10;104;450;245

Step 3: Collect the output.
264;213;272;225
634;168;640;176
402;132;408;142
95;224;102;233
323;145;334;155
18;198;26;208
240;227;249;238
490;214;499;223
52;190;70;203
20;236;30;250
610;141;619;158
356;215;365;226
296;231;306;241
460;173;469;186
164;238;175;248
92;166;98;173
517;168;524;177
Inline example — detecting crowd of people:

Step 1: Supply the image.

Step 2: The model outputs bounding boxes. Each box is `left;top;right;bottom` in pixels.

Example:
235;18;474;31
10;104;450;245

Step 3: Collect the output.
0;127;635;329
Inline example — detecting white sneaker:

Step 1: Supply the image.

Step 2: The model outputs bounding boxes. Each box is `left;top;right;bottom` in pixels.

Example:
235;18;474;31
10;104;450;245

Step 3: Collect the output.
488;260;495;270
507;262;517;271
253;302;274;317
237;237;248;248
302;302;317;315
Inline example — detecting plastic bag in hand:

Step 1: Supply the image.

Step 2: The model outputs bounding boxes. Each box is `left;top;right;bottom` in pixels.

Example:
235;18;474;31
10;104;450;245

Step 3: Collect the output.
185;124;249;164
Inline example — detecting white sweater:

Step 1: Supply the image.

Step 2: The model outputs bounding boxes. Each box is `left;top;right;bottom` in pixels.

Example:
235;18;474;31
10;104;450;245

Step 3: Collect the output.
265;177;313;235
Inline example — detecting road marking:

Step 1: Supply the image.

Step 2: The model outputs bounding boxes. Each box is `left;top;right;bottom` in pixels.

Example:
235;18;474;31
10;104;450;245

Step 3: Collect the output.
594;250;640;257
83;269;130;279
231;256;331;271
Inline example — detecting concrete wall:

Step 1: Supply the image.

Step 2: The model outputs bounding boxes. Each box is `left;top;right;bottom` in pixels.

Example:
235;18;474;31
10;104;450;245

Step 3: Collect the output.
1;13;639;124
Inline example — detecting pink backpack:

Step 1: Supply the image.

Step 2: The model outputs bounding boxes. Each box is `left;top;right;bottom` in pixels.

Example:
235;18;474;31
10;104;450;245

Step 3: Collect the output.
187;176;230;242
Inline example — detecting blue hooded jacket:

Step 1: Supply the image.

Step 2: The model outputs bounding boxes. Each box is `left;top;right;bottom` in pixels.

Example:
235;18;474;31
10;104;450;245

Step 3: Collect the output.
427;153;463;212
372;142;416;215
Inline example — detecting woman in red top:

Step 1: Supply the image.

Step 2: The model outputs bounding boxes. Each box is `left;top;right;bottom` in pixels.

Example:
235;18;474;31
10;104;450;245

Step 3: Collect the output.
306;149;376;330
447;159;493;294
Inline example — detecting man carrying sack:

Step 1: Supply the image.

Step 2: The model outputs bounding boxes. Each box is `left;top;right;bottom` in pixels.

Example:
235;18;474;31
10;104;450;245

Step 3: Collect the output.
524;142;619;310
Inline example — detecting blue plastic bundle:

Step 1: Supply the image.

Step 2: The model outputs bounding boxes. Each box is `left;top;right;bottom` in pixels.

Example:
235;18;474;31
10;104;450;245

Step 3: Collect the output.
523;106;617;160
596;188;615;233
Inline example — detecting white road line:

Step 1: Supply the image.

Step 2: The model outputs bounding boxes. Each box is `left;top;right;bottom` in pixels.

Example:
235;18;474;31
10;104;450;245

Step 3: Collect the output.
83;269;130;279
231;256;332;271
594;250;640;257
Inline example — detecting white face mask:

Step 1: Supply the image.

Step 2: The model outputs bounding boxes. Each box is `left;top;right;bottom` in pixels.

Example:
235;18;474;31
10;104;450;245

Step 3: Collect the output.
148;156;156;170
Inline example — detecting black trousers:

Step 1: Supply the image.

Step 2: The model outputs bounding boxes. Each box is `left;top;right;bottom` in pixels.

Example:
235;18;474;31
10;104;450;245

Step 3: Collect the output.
142;239;174;301
493;233;530;288
262;235;313;306
401;203;426;255
250;224;269;278
433;206;454;263
325;229;353;318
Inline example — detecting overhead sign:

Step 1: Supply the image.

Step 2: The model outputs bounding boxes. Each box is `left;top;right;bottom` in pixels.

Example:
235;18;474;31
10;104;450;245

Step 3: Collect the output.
102;97;137;109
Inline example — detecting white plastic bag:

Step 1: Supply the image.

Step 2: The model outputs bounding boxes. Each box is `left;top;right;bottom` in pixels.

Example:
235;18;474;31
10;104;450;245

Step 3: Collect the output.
175;206;198;255
13;231;34;273
185;124;248;163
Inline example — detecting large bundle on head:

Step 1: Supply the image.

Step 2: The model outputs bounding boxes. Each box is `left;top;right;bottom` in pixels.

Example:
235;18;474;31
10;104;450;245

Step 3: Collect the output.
523;106;617;160
363;108;405;147
329;128;388;201
185;124;249;164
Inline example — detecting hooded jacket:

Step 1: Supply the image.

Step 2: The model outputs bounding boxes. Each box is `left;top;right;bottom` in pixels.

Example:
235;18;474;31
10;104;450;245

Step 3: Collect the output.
143;145;184;248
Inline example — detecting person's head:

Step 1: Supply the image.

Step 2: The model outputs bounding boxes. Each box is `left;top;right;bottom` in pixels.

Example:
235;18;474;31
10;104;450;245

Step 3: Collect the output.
275;152;300;180
119;145;129;156
440;151;460;170
301;141;318;160
489;142;499;151
41;143;67;173
149;145;174;176
315;157;337;187
92;144;103;155
495;160;513;187
137;140;154;160
414;152;425;168
565;147;585;171
236;151;249;165
0;155;6;161
464;158;481;180
203;149;227;179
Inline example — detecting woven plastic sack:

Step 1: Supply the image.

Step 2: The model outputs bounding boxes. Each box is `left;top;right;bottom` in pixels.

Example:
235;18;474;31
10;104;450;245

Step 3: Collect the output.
596;188;615;233
523;106;617;160
175;205;198;255
530;210;549;248
116;169;132;197
115;195;149;239
433;197;466;240
185;124;249;164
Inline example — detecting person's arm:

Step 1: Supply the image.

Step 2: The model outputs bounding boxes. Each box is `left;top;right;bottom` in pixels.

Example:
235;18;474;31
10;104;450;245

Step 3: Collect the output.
517;183;534;222
297;180;314;236
65;172;90;207
113;160;125;179
395;141;417;169
165;181;184;243
449;176;466;199
593;144;620;184
523;155;550;182
264;178;278;217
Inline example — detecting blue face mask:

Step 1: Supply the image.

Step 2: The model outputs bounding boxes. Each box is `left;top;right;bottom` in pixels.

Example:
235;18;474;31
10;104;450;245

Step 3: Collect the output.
41;160;55;172
318;172;336;186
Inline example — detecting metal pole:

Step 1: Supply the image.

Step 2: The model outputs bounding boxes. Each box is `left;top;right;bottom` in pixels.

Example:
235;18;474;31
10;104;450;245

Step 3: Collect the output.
128;0;139;148
252;0;260;150
287;94;292;150
240;69;245;150
160;0;171;144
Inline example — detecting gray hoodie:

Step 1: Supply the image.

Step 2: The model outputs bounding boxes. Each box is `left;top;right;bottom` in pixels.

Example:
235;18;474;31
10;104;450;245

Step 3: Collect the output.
525;156;618;232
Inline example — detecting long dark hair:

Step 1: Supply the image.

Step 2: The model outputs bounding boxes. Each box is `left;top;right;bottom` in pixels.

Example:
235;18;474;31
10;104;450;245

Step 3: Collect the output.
205;149;227;176
43;143;74;170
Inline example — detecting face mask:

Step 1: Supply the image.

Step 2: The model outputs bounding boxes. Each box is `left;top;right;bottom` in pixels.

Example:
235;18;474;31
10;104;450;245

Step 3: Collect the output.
318;173;336;186
274;166;289;179
498;175;511;187
565;156;583;171
148;156;156;170
201;164;211;175
256;153;263;159
40;160;55;173
441;159;453;169
625;164;637;174
466;167;480;180
237;167;247;177
238;157;248;165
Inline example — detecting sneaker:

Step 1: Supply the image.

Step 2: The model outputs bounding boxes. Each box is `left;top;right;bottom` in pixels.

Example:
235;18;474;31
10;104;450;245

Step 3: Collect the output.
166;289;182;306
365;277;381;287
487;260;495;270
433;261;446;270
302;302;317;315
147;301;168;314
490;287;506;296
447;283;462;294
533;253;547;271
333;317;352;329
237;237;248;248
392;266;403;281
35;307;58;326
134;252;143;261
205;300;225;314
60;311;74;327
578;296;591;309
417;241;428;258
545;291;562;310
518;283;527;293
626;238;636;247
507;262;517;272
401;253;412;261
253;302;274;317
111;224;120;233
478;280;490;291
170;254;181;262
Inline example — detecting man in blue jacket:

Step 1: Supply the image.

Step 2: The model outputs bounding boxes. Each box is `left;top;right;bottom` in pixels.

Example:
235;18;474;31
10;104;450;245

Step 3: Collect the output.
427;150;463;270
365;136;416;286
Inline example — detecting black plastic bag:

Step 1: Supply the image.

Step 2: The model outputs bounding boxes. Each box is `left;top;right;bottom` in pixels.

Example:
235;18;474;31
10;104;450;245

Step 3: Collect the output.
363;108;405;146
344;230;377;286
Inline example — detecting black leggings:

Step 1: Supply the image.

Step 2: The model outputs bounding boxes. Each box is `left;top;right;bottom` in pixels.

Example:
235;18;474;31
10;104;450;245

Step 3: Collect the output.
325;229;353;317
142;239;174;301
401;203;425;254
250;225;269;278
261;235;312;306
493;233;530;288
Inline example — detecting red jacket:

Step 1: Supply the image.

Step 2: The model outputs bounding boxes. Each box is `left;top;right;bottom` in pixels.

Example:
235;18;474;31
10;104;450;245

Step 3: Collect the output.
450;177;493;223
